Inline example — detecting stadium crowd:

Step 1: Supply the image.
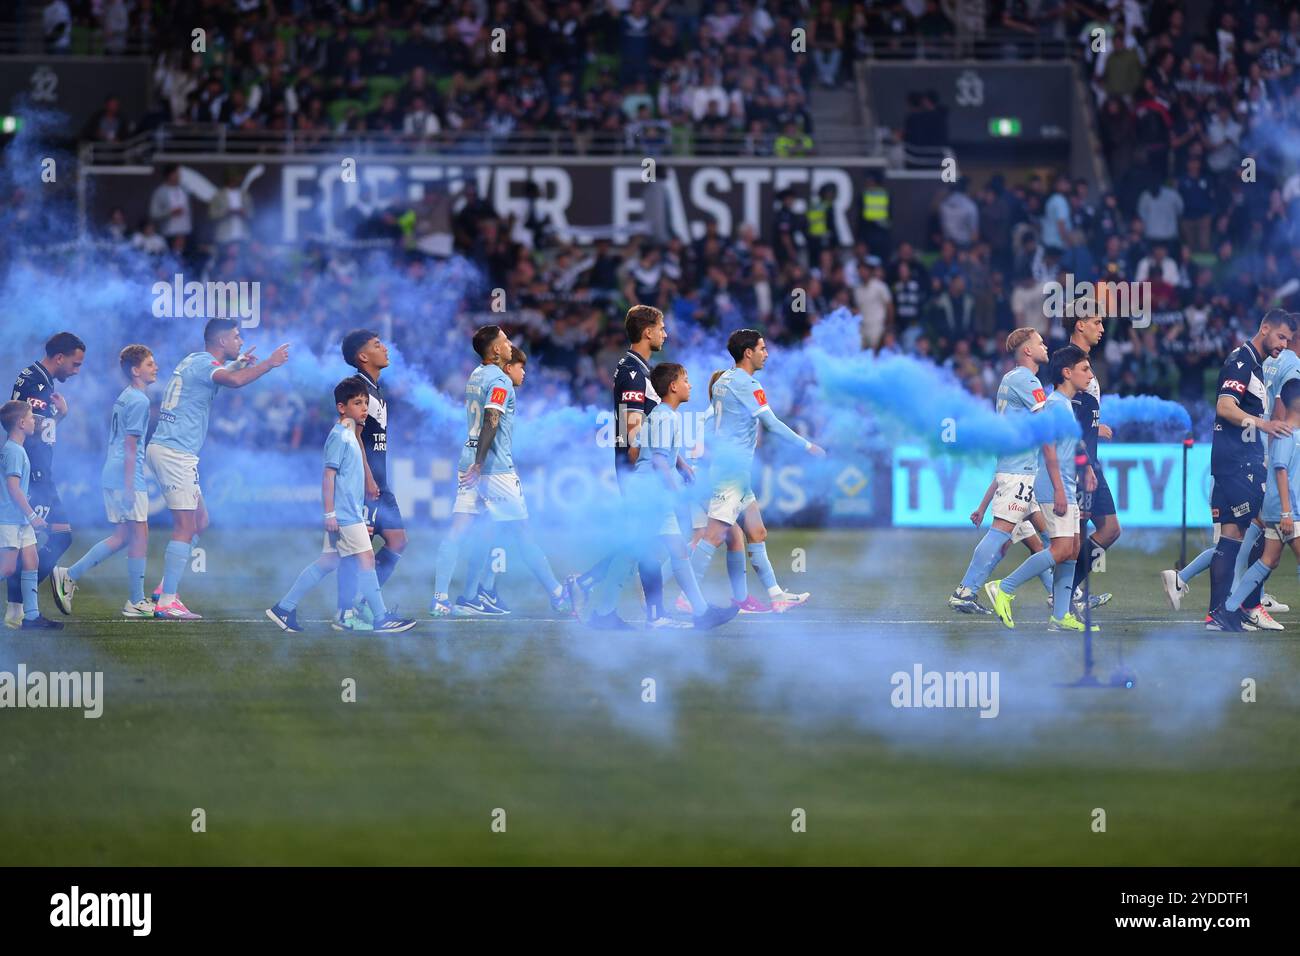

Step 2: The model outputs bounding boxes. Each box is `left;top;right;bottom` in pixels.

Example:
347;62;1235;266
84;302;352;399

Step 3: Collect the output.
16;0;1300;451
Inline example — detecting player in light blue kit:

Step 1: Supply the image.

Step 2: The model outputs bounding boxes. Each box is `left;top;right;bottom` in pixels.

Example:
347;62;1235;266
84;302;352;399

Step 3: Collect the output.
586;363;738;630
52;346;159;618
0;400;60;629
986;345;1095;631
689;330;825;609
431;326;572;618
146;318;289;620
266;377;416;634
950;327;1058;614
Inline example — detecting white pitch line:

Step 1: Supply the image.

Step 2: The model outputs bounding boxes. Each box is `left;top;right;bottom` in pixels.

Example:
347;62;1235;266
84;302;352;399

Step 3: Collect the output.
40;616;1219;627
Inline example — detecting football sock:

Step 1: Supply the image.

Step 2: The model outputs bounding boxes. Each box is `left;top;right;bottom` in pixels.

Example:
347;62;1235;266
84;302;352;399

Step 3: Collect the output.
592;553;635;617
961;528;1011;591
280;561;330;612
1179;545;1216;583
357;566;388;620
517;534;561;598
1052;560;1076;620
37;530;72;583
670;554;708;616
1001;549;1055;595
638;560;663;619
1209;537;1242;611
68;537;122;581
691;540;719;592
1226;559;1272;613
336;555;358;611
127;556;146;604
375;547;402;587
1071;534;1103;592
22;569;38;620
160;539;191;601
433;537;461;600
725;549;748;602
1232;523;1262;591
1241;531;1268;609
746;542;778;592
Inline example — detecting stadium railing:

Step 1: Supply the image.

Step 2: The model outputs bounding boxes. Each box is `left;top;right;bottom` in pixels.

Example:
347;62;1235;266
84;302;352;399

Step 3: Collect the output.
82;124;879;162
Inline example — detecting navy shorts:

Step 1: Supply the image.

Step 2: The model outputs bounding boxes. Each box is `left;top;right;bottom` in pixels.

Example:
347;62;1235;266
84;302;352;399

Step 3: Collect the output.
27;482;68;526
1210;465;1265;529
1080;471;1116;524
364;490;404;534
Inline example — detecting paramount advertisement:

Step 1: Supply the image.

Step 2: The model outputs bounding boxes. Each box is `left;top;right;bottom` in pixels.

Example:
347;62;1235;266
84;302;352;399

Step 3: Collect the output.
84;157;885;247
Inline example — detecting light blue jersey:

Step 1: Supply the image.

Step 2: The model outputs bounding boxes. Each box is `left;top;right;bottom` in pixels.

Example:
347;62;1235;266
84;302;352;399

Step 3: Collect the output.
710;367;769;479
1034;389;1080;504
1262;348;1300;417
323;422;366;527
457;363;515;475
995;365;1047;475
634;403;684;475
102;386;150;492
1263;431;1300;522
152;351;229;455
0;439;31;526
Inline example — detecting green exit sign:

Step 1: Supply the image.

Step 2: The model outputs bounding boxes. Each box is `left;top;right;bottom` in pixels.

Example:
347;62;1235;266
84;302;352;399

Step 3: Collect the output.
0;115;21;134
988;116;1022;137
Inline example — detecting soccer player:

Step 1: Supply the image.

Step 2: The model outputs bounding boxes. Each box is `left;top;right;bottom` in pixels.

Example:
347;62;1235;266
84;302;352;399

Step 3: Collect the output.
266;377;416;634
456;345;529;616
690;330;826;604
6;332;85;629
146;319;290;619
1066;313;1115;612
0;400;61;629
986;345;1098;631
51;346;158;618
431;326;572;617
1214;377;1300;629
966;486;1053;610
574;305;679;627
1162;328;1300;613
335;329;407;630
949;328;1055;614
586;363;738;630
1206;310;1294;631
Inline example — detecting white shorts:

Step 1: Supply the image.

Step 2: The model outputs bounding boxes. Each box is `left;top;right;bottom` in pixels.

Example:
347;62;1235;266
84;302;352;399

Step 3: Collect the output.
322;522;373;557
707;480;757;526
0;523;37;549
147;443;202;511
453;471;528;521
104;488;149;524
691;501;708;531
1264;520;1298;543
1011;519;1038;545
991;472;1041;524
1040;501;1080;539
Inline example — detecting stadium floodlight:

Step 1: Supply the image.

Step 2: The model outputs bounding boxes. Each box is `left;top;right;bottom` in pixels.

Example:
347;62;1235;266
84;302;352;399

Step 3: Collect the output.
987;117;1021;137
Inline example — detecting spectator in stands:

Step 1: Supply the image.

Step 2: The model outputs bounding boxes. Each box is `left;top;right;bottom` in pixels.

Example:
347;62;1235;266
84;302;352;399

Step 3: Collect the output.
209;169;254;248
148;164;192;256
810;1;844;88
1136;179;1183;255
43;0;71;53
82;95;129;144
939;178;979;249
856;256;893;350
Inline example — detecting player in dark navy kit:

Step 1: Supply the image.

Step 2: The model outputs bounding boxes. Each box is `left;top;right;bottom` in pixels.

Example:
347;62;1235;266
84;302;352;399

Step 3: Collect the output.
1208;309;1295;631
1066;314;1115;614
574;305;683;627
339;329;407;629
6;333;85;630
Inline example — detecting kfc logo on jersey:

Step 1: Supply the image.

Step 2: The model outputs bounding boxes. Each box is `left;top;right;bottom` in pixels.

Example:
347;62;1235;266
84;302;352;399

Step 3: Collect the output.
489;387;508;406
621;390;645;403
753;389;768;407
1032;388;1047;404
1223;379;1247;394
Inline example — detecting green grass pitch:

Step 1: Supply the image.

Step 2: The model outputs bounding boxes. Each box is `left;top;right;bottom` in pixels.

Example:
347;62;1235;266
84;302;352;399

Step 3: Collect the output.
2;526;1297;865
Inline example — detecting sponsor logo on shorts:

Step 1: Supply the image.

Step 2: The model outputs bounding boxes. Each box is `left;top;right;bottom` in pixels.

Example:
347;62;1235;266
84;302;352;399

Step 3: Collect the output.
1232;502;1251;518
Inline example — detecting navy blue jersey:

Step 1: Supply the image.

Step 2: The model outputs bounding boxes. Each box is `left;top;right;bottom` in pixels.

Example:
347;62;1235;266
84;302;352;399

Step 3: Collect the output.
612;350;657;472
1212;341;1268;472
356;370;389;492
10;360;57;484
1071;389;1100;467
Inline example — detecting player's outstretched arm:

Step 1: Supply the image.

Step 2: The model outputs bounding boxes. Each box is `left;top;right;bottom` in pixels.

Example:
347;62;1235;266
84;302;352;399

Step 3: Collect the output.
756;406;824;455
213;343;291;389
